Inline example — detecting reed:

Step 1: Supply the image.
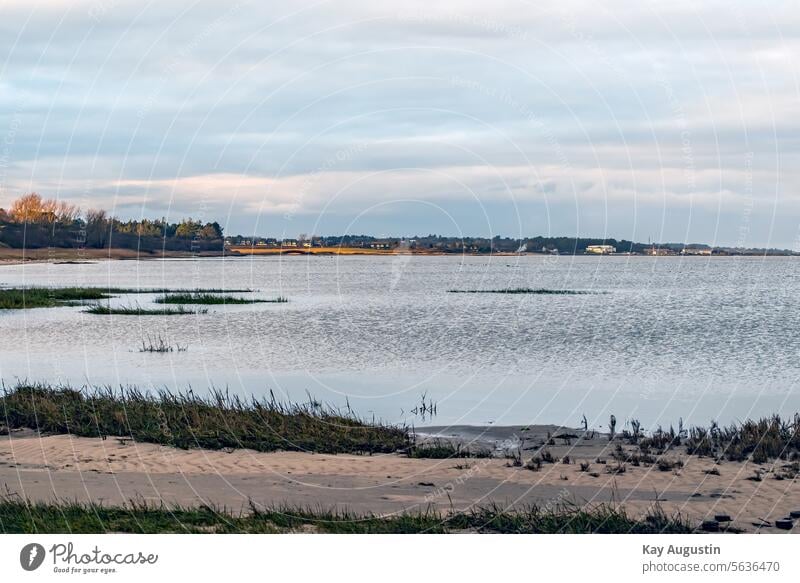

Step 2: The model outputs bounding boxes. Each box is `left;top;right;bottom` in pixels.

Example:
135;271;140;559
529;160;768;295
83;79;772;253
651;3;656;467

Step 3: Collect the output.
0;383;408;455
154;293;287;305
138;334;187;353
84;304;208;315
0;287;254;310
681;415;800;462
0;287;112;309
448;288;596;295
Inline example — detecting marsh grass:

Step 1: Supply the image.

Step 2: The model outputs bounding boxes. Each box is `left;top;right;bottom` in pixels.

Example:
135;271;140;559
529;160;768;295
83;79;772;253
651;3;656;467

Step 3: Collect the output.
681;415;800;462
138;335;187;353
406;440;492;459
0;384;408;454
85;304;208;315
0;498;695;534
155;293;287;305
0;287;253;310
0;287;113;309
448;288;597;295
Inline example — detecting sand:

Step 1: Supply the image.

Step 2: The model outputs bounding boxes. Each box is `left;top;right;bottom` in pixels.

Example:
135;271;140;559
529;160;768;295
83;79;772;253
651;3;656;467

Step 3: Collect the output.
1;430;797;532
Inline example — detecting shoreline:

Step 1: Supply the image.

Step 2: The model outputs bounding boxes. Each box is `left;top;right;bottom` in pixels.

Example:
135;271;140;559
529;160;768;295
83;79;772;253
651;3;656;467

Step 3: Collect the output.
1;429;796;533
0;247;227;265
2;246;798;266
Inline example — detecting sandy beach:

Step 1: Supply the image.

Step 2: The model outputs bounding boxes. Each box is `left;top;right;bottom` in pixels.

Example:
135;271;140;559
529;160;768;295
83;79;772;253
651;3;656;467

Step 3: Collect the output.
1;428;796;533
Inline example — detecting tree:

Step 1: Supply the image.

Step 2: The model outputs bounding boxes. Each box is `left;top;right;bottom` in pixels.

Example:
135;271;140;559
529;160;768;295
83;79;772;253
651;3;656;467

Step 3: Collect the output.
85;209;110;248
8;193;78;224
175;219;200;238
198;222;222;239
9;193;47;223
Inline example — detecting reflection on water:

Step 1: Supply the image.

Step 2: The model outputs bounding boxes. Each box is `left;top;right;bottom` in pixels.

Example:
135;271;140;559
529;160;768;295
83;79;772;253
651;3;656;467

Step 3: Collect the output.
1;255;798;427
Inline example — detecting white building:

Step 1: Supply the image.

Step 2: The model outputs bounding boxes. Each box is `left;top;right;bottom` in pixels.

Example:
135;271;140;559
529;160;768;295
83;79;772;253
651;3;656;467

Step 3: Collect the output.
586;244;616;254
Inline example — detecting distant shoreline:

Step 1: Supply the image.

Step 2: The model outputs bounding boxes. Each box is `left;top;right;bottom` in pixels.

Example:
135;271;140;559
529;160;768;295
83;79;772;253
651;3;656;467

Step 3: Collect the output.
1;245;797;266
0;247;226;265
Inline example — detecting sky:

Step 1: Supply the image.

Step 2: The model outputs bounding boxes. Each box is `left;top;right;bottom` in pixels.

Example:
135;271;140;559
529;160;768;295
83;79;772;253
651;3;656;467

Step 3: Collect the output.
1;0;799;247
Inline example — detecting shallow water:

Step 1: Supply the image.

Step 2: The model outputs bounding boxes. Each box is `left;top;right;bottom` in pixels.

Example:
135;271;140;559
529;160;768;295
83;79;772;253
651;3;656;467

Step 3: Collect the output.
1;255;798;428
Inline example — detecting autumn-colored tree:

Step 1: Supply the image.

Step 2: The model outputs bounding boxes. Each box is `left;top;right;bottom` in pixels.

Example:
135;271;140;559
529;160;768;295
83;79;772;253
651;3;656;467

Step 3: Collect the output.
8;193;79;224
9;193;47;223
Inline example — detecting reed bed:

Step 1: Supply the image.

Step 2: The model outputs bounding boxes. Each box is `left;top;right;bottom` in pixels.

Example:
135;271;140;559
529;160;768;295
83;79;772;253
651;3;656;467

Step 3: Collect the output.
0;287;113;309
448;288;597;295
84;304;208;315
0;287;253;310
0;384;408;454
0;498;694;534
154;292;287;305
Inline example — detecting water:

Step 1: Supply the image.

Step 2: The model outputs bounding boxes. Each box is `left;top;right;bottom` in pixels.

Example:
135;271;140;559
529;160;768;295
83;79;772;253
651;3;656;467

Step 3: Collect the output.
1;255;798;428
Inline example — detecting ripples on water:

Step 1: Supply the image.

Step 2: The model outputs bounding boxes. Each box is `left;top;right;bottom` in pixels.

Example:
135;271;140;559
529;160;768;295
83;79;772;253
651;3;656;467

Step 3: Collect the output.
1;255;798;426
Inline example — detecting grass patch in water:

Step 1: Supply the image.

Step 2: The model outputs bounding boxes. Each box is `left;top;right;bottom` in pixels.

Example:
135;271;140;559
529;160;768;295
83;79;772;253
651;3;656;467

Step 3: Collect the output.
0;287;113;309
448;288;597;295
154;292;287;305
84;304;208;315
0;287;254;310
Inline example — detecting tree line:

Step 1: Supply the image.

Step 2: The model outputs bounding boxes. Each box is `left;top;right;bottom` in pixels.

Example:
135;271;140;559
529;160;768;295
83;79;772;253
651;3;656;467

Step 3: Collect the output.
0;193;223;251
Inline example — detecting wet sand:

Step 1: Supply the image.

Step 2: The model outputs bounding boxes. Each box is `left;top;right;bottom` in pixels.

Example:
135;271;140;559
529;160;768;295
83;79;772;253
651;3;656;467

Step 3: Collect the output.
1;430;797;532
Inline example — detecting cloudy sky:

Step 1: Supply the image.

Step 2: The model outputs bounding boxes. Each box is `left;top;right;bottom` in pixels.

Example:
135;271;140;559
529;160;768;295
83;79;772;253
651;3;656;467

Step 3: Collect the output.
1;0;799;246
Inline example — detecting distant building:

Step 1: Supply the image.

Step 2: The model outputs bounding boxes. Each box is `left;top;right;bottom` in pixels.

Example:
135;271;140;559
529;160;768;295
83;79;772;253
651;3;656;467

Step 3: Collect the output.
645;247;677;256
586;244;616;254
680;247;712;256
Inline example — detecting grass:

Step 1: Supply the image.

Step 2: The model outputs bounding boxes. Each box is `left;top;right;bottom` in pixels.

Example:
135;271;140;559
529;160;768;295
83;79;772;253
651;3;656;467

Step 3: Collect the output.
0;384;408;454
448;288;598;295
84;304;208;315
154;292;287;305
679;415;800;462
406;440;492;459
0;498;695;534
0;287;254;310
138;335;187;353
0;287;113;309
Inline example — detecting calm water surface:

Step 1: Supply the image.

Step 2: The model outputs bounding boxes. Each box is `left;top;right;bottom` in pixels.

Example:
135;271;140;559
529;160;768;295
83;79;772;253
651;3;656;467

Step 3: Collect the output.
1;255;798;427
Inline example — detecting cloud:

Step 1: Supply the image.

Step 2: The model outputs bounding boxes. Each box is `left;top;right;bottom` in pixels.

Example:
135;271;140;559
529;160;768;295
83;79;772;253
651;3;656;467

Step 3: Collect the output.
1;0;799;246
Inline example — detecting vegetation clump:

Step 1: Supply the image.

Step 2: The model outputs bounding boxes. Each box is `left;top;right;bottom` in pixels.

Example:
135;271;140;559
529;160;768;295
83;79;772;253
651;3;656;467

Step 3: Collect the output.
0;287;254;310
0;498;695;534
0;287;113;309
682;415;800;463
138;335;187;353
84;304;208;315
155;293;287;305
448;288;597;295
0;384;408;454
406;440;492;459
